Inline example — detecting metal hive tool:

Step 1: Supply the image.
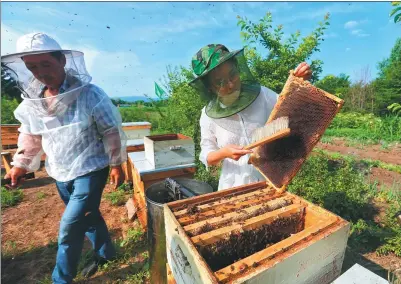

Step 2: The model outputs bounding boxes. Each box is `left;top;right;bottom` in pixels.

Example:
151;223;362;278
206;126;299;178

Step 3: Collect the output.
249;71;344;190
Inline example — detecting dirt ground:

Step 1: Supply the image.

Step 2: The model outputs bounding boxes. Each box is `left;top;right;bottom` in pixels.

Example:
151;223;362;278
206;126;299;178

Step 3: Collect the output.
2;138;401;283
317;138;401;165
1;169;135;284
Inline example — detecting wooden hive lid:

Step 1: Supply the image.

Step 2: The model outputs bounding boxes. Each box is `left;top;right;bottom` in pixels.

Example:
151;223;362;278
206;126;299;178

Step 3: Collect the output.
249;71;344;193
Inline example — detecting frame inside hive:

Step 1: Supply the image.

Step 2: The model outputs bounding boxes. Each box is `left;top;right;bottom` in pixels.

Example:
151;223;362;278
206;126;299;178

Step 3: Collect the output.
166;182;344;283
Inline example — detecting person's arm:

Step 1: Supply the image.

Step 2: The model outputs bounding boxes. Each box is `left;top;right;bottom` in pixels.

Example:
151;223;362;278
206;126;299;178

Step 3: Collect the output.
5;104;44;187
12;132;43;171
206;145;253;166
91;89;127;188
199;110;251;167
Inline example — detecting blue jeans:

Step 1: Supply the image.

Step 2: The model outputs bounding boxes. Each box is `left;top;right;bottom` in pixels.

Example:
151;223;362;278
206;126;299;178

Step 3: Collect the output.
52;166;116;284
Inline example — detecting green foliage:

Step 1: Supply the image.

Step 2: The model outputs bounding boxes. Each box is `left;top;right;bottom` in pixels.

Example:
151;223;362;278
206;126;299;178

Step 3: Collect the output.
315;148;401;174
1;187;23;208
345;77;375;113
37;192;47;200
390;1;401;24
315;73;351;97
111;98;132;106
288;155;373;222
119;105;165;130
120;227;146;248
327;112;401;143
237;12;330;92
1;97;19;124
289;153;401;255
1;63;22;102
373;38;401;115
388;103;401;115
104;189;127;206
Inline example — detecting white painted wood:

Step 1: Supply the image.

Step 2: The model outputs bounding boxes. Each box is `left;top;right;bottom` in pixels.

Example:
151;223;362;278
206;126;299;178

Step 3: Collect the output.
144;135;195;169
122;122;151;127
235;222;350;284
332;264;389;284
122;122;151;139
165;189;351;284
127;139;144;146
164;205;218;284
128;151;196;175
124;128;151;140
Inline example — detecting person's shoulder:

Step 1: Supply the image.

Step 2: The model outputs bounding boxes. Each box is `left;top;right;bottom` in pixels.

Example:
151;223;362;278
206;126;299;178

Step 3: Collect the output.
200;106;213;125
260;86;279;98
83;84;107;97
81;84;111;103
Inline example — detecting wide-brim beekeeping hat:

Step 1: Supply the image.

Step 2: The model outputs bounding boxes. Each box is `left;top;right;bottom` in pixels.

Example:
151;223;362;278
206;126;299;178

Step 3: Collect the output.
1;32;92;116
189;44;261;119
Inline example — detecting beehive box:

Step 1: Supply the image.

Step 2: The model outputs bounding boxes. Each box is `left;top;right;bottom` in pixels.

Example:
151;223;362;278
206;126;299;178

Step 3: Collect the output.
164;73;348;283
164;182;350;284
128;150;196;231
122;121;151;140
144;134;195;169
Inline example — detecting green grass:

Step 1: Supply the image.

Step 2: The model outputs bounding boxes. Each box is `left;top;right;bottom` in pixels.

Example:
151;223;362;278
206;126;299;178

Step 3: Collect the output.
37;192;47;200
327;112;401;143
104;189;128;206
1;186;23;208
289;153;401;257
71;225;149;283
314;148;401;174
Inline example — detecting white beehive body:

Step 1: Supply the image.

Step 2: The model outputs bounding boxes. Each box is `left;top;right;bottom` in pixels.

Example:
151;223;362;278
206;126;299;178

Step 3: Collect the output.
122;121;151;140
144;134;195;169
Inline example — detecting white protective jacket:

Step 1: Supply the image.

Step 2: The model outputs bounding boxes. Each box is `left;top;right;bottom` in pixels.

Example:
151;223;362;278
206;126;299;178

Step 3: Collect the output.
199;86;278;191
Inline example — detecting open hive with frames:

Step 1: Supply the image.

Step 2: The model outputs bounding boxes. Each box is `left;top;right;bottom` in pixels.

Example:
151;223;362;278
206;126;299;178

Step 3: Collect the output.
164;72;349;284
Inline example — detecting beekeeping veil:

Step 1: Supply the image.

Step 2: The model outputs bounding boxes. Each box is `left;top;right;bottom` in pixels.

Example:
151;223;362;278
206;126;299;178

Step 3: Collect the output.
1;32;92;117
189;44;261;120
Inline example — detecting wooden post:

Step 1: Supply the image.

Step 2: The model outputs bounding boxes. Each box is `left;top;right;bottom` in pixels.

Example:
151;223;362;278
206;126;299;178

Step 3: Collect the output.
1;152;12;174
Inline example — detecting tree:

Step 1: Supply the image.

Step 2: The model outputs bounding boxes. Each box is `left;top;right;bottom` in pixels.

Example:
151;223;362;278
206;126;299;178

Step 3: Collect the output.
388;102;401;115
390;1;401;24
315;73;351;97
373;38;401;114
347;68;375;113
1;63;22;124
237;12;330;93
1;63;22;102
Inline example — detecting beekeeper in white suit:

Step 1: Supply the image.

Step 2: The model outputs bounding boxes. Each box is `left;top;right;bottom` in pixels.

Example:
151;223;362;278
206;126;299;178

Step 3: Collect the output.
189;44;312;191
1;32;127;283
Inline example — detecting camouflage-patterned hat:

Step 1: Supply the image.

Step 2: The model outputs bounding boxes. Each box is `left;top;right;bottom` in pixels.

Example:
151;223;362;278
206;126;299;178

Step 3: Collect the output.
190;44;242;83
188;44;261;119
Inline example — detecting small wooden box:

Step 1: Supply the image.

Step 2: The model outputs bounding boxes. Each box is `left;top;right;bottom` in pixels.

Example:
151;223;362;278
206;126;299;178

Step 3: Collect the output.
122;122;151;140
164;182;350;284
144;134;195;169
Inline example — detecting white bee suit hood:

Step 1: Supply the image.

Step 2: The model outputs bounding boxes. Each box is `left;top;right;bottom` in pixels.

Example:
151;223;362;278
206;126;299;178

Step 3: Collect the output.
1;33;127;181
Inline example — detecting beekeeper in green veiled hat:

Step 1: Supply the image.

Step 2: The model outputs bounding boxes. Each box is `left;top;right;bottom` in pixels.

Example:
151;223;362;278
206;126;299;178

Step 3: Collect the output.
189;44;312;191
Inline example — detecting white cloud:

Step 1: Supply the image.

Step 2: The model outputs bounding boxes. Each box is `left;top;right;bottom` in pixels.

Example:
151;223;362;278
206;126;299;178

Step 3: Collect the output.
344;20;358;29
129;15;219;43
283;2;366;24
351;29;370;37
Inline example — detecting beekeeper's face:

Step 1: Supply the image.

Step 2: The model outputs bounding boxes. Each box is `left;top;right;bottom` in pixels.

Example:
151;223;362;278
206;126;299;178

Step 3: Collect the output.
208;60;241;96
22;52;66;89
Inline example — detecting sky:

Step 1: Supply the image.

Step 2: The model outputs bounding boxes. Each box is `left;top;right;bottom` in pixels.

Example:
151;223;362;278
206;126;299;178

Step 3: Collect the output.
1;1;400;99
